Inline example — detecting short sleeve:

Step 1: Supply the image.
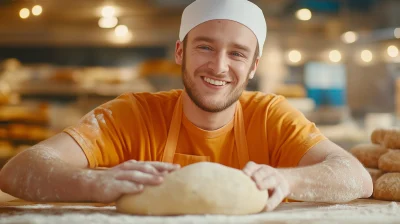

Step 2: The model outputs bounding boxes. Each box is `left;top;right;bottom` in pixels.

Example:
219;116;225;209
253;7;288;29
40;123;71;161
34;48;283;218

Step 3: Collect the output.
267;95;327;168
63;93;138;168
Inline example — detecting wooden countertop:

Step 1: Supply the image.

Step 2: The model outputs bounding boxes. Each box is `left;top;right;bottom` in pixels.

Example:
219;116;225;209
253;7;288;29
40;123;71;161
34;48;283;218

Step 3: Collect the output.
1;197;399;224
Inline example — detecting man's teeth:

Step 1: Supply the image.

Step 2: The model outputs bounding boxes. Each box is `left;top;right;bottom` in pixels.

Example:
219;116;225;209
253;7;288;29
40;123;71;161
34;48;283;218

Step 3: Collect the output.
203;77;227;86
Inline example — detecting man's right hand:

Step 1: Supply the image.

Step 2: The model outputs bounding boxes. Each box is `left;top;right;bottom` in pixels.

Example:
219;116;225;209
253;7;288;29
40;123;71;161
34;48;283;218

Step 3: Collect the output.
87;160;180;203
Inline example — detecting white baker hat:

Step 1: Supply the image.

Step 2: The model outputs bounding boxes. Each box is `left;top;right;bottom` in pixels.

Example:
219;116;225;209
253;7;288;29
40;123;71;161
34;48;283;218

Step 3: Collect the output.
179;0;267;57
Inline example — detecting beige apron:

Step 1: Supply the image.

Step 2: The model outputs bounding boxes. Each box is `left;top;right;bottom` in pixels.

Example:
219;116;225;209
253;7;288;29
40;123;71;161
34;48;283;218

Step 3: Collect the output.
161;94;250;169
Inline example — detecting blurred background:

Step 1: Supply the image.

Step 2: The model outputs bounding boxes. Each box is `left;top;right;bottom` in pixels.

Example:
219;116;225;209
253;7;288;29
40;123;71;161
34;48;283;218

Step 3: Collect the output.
0;0;399;166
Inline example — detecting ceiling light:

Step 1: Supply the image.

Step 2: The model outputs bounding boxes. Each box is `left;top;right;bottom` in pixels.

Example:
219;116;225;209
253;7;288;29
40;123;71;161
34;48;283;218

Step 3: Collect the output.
296;8;312;21
115;25;129;37
361;50;373;63
102;6;115;18
387;45;399;58
19;8;30;19
288;50;302;63
329;50;342;63
341;31;358;44
32;5;42;16
395;28;400;39
98;17;118;28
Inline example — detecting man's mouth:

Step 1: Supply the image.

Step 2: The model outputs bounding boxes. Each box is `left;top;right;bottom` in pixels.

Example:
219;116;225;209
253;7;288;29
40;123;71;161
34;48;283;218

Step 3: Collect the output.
202;76;229;86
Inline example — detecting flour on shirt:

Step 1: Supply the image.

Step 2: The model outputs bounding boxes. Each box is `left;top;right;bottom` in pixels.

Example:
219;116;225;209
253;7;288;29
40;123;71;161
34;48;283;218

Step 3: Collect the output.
308;132;321;140
84;109;111;133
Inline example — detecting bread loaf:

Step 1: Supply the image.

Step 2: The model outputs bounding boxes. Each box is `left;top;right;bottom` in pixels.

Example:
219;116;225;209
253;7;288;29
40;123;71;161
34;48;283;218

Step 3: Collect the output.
373;173;400;201
350;143;388;168
371;129;386;145
378;150;400;172
371;128;400;149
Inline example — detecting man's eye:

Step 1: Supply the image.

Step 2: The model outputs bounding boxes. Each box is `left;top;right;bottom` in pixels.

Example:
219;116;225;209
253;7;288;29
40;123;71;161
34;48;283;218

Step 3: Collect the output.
231;52;244;57
199;46;212;50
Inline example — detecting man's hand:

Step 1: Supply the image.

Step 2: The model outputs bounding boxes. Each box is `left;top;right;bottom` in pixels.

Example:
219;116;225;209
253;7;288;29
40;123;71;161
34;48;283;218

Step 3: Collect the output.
87;160;180;203
242;161;290;212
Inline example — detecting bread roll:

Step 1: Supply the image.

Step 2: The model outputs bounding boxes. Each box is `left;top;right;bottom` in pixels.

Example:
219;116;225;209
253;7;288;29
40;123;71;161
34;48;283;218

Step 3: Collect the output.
371;128;400;149
373;173;400;201
378;150;400;172
350;143;388;168
371;129;385;145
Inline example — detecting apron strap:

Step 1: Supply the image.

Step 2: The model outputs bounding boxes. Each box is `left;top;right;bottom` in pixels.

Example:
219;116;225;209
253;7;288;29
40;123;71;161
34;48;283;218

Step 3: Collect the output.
161;94;183;163
234;101;250;169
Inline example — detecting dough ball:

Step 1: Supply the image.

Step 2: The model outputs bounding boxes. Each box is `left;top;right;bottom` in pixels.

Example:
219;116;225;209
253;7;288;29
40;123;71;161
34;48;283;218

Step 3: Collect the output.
378;150;400;172
373;173;400;201
350;143;388;168
116;162;268;215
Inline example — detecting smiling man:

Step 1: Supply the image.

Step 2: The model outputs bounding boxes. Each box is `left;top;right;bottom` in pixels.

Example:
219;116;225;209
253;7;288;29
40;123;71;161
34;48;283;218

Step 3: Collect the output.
0;0;372;212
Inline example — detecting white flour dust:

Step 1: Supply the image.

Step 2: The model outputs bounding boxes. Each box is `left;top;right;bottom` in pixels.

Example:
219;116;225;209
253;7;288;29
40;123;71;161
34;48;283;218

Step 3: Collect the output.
83;109;112;134
89;109;112;127
103;108;112;116
1;200;400;224
288;154;364;204
96;114;105;125
7;146;61;201
87;113;100;129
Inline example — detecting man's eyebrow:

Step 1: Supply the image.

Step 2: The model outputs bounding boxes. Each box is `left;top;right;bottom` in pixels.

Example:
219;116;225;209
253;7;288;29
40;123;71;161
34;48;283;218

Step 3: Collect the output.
192;36;215;43
232;43;251;53
192;36;252;53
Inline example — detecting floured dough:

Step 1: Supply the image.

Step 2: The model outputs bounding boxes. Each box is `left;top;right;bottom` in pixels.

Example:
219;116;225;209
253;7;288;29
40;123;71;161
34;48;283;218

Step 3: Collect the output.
371;128;400;149
116;162;268;215
366;168;385;183
373;173;400;201
349;143;388;168
378;150;400;172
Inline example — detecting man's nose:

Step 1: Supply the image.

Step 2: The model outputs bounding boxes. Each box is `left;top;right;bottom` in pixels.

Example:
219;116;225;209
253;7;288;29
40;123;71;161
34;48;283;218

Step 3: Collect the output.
207;51;229;75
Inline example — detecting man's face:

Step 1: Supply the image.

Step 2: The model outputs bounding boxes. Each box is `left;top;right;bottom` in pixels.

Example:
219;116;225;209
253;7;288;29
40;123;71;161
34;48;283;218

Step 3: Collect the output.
175;20;259;113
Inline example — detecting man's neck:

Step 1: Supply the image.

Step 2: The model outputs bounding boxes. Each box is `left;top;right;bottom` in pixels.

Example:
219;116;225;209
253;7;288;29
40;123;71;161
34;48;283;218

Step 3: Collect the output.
181;91;236;131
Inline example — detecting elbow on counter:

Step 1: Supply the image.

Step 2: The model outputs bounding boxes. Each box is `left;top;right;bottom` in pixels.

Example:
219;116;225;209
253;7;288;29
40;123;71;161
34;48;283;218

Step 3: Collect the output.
342;153;374;200
332;158;374;203
344;162;374;202
360;167;374;198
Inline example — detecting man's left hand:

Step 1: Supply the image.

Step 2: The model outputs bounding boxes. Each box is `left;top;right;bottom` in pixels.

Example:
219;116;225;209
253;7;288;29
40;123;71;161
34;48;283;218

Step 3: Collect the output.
242;161;291;212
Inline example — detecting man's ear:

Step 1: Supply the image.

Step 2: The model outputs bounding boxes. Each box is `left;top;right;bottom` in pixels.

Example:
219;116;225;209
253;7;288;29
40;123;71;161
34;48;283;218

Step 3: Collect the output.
249;58;260;79
175;40;184;65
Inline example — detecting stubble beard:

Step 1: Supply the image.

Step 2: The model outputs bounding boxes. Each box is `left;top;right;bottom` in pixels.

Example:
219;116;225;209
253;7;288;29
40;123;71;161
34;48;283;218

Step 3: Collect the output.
181;54;250;113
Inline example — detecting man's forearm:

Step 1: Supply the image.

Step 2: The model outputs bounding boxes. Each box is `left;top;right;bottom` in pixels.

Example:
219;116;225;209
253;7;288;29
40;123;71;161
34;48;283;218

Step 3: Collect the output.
280;154;373;203
0;147;94;202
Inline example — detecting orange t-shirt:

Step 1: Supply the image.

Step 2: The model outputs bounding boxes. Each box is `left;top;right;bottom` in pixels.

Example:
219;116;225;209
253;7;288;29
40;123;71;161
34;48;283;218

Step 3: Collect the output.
63;89;326;169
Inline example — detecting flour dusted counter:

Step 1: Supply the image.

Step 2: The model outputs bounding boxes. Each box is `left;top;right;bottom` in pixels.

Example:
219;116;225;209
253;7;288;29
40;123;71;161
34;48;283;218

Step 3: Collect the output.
1;199;399;224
